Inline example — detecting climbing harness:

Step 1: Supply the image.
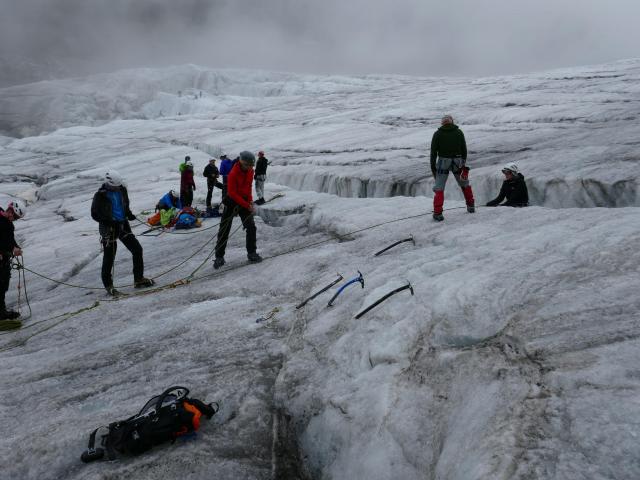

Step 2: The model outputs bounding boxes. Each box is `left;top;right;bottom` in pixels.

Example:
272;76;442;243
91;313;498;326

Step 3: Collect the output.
295;273;344;309
374;235;415;256
327;271;364;307
354;282;414;319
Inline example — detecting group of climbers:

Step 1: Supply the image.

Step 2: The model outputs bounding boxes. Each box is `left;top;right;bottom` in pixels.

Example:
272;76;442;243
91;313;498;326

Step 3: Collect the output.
429;114;528;220
85;150;269;295
1;117;527;310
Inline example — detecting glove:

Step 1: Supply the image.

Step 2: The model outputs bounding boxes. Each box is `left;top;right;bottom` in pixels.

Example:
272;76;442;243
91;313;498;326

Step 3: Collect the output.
127;212;136;221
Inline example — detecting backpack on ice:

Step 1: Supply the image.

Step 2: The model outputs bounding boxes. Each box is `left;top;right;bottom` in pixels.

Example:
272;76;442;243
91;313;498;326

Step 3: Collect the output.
174;207;201;229
81;386;218;463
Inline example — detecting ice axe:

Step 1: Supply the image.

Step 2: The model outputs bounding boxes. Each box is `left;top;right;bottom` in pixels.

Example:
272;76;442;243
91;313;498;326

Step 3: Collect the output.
327;271;364;307
354;282;414;319
374;235;415;257
296;273;344;309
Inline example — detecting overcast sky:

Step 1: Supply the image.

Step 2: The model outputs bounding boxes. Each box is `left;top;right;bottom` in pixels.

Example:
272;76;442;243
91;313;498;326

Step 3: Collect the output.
1;0;639;82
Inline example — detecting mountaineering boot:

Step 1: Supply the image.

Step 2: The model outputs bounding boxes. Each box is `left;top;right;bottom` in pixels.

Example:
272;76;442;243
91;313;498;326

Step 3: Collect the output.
0;309;20;320
247;252;263;263
213;257;225;270
467;205;475;213
433;213;444;222
105;286;121;296
134;277;155;288
255;198;265;205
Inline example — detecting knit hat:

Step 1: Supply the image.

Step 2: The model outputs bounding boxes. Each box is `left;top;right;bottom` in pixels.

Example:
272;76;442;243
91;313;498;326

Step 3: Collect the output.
239;151;256;166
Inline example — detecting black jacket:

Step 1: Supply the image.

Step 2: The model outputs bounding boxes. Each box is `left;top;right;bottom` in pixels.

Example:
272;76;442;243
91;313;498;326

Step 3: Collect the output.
430;124;467;174
486;173;529;207
203;164;220;180
0;211;19;256
255;156;269;176
91;185;136;226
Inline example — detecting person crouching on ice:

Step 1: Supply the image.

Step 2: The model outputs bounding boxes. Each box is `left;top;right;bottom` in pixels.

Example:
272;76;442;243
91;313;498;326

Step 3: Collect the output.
0;201;25;320
91;171;154;296
156;190;182;211
486;163;529;207
430;115;475;221
213;151;262;269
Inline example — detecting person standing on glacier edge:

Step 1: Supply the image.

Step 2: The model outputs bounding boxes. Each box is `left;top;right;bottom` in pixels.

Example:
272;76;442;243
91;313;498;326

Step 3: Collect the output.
254;151;270;205
91;171;154;296
430;115;475;221
0;201;25;320
213;151;262;269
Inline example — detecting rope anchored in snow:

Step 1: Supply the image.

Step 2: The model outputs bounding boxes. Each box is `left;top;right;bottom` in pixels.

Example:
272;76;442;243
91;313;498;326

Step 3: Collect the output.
354;282;414;319
295;273;344;309
327;271;364;307
374;235;415;256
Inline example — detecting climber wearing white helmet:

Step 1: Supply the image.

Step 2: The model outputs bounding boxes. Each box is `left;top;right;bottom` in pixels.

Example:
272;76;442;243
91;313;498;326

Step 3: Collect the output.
486;163;529;207
0;201;25;320
91;170;154;296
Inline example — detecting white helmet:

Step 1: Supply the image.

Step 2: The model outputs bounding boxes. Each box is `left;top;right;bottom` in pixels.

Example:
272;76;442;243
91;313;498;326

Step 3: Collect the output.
502;163;519;175
170;189;178;198
104;170;124;187
7;201;25;219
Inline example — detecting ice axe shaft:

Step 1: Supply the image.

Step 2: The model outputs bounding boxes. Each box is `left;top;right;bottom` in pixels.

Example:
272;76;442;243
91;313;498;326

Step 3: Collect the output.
327;271;364;307
374;235;415;257
354;282;414;319
296;274;344;309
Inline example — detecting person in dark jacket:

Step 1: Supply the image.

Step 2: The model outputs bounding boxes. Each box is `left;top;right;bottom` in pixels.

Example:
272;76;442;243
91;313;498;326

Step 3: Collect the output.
180;160;196;207
430;115;475;221
254;151;270;205
91;171;154;295
213;151;262;269
0;201;25;320
156;190;182;211
486;163;529;207
203;158;224;209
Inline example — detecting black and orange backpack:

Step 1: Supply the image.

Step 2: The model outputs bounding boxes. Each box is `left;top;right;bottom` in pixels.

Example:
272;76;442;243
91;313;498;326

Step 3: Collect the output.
81;386;218;463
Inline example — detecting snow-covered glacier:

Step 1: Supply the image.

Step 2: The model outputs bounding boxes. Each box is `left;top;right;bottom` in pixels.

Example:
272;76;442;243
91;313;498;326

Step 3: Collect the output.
0;60;639;479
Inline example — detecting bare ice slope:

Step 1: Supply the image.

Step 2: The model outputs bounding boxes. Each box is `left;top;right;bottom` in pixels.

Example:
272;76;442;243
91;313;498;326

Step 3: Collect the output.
0;61;639;479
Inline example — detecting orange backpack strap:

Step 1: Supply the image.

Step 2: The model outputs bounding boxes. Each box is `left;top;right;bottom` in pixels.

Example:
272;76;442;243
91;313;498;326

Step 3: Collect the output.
182;401;202;431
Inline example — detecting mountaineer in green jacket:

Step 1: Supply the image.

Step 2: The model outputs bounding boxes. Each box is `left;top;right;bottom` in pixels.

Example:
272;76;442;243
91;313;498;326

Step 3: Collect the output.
430;115;475;221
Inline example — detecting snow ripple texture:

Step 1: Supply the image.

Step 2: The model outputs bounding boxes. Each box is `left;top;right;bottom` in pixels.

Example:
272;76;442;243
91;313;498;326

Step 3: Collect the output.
0;60;639;479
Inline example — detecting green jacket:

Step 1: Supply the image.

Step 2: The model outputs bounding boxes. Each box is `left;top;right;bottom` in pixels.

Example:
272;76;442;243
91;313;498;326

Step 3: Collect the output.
430;124;467;174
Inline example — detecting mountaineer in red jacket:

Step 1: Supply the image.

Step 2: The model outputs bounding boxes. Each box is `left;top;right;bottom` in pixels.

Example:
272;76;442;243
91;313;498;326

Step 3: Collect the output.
213;151;262;269
180;159;196;207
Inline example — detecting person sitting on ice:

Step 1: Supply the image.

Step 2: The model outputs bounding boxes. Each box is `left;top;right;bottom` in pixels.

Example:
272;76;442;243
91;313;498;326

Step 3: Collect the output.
486;163;529;207
155;190;182;211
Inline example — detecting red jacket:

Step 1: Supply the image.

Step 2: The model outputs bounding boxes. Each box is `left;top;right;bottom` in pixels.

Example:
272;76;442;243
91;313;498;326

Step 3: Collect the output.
227;162;254;209
181;168;195;191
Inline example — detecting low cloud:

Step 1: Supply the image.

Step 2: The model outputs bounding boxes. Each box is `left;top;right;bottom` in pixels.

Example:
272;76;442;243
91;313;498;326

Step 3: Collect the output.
2;0;639;84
